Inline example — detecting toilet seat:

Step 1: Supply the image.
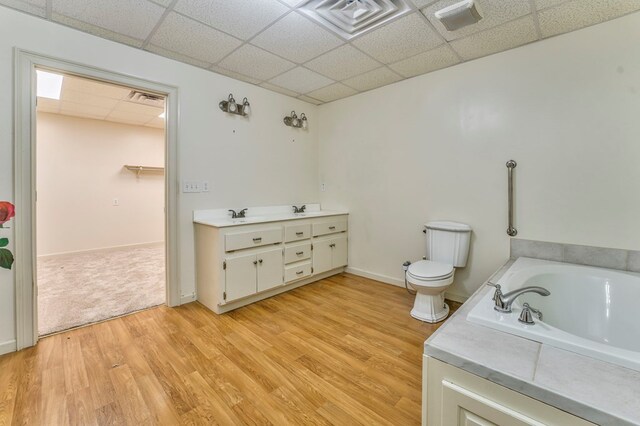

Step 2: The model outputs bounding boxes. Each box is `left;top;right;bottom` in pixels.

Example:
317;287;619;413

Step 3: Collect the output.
407;260;454;284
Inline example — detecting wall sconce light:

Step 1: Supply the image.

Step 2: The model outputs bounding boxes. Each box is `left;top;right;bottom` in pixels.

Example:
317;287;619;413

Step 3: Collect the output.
283;110;308;129
219;93;250;116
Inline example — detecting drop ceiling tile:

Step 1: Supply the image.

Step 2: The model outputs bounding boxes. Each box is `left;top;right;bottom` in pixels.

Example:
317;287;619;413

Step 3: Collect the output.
52;13;145;47
61;90;120;109
351;13;443;64
146;44;212;69
36;98;61;113
279;0;303;6
268;67;334;94
116;101;164;117
63;77;132;100
145;117;166;128
449;15;538;60
411;0;440;7
59;101;112;118
342;67;402;92
260;82;300;98
174;0;288;40
106;111;153;125
149;0;172;6
538;0;640;38
535;0;569;9
307;82;357;103
150;12;242;64
51;0;165;40
218;45;296;81
0;0;45;17
209;65;263;84
298;95;323;105
421;0;532;41
251;12;343;63
305;45;380;80
389;44;460;77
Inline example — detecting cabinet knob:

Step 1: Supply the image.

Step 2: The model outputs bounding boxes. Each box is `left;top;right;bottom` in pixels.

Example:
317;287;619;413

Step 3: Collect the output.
253;237;262;243
296;232;304;236
296;251;304;255
329;226;336;230
296;270;304;275
253;260;258;265
330;243;336;248
259;259;263;264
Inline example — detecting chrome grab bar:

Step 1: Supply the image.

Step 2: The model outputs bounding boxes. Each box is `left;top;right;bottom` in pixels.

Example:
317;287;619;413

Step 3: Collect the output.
506;160;517;236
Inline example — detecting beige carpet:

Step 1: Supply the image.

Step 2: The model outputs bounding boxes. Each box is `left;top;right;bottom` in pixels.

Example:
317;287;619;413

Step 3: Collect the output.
37;243;165;336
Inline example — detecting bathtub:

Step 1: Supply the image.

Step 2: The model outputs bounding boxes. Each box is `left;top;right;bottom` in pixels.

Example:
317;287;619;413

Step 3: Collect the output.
467;257;640;372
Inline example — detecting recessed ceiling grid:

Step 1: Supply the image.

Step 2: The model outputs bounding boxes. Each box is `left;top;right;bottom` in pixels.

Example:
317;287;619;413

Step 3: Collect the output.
3;0;640;104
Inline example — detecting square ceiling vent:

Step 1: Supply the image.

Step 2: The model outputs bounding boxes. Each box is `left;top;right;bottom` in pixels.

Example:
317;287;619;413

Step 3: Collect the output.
298;0;413;40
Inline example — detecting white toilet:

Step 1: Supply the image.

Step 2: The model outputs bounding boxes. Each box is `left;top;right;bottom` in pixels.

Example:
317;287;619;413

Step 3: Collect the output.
406;221;471;323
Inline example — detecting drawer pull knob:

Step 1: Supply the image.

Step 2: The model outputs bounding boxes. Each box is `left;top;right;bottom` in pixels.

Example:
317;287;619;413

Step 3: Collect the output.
296;270;304;275
296;232;304;236
259;259;263;264
330;243;336;248
253;260;258;265
253;237;262;243
296;251;304;255
329;226;336;230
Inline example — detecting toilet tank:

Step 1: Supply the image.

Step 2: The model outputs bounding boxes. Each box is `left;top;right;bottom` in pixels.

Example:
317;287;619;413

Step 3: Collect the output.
425;221;472;267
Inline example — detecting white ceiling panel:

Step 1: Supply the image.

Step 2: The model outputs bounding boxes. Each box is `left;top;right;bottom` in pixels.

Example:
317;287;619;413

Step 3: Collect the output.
352;13;443;63
37;98;61;114
150;12;242;64
449;15;538;60
59;101;112;118
298;95;323;105
218;44;296;81
2;0;638;104
342;67;402;92
389;44;460;77
421;0;532;41
52;0;165;40
61;90;121;110
538;0;640;38
63;77;131;100
305;44;381;80
174;0;289;40
307;82;358;102
106;110;155;125
0;0;45;17
268;67;335;94
259;82;300;98
251;12;343;63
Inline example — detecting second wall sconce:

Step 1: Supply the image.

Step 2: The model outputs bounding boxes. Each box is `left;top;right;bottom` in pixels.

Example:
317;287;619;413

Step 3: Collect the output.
219;93;250;116
283;110;308;129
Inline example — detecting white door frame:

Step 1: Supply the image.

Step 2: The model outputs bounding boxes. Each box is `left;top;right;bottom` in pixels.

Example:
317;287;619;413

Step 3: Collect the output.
14;49;180;350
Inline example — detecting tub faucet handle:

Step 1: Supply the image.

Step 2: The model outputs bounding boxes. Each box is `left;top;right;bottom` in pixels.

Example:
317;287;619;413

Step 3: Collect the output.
518;303;543;325
487;281;502;303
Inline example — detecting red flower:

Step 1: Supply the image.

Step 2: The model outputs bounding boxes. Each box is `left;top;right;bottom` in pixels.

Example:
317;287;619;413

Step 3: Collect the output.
0;201;15;225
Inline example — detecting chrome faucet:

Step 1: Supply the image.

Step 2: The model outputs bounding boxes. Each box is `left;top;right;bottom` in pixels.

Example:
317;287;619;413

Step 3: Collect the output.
293;205;306;214
228;208;248;219
488;282;550;313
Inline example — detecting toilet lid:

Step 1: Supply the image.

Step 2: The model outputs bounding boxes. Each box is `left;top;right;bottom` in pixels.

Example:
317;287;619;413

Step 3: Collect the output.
408;260;454;280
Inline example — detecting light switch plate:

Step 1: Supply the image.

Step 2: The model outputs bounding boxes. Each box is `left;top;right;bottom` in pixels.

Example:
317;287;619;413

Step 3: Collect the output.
183;181;201;193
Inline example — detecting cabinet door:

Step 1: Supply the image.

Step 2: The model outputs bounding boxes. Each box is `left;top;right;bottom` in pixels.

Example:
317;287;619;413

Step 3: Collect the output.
312;239;333;275
257;248;284;292
331;235;348;268
225;253;257;302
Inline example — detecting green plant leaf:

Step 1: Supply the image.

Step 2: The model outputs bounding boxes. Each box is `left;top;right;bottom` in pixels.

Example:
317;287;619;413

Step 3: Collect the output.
0;238;7;247
0;248;14;270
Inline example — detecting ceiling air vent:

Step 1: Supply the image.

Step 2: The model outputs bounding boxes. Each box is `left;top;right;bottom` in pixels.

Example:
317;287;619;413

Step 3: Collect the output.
127;90;165;107
298;0;412;40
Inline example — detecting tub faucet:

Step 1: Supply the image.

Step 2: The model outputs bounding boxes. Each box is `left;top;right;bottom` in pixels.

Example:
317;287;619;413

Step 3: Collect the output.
488;283;550;313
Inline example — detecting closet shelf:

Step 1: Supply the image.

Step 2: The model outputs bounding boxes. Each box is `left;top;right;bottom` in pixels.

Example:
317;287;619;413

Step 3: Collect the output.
124;165;164;177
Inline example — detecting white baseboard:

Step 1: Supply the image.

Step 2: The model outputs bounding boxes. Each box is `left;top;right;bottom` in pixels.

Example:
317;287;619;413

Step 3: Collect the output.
346;266;469;303
181;293;196;304
0;339;17;355
38;241;164;259
345;267;405;287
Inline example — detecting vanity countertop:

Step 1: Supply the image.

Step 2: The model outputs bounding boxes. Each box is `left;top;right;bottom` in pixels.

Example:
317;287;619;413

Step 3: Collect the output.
193;204;348;228
427;259;640;426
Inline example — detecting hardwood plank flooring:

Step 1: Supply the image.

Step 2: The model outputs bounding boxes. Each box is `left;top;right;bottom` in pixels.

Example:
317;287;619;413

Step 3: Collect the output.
0;273;460;425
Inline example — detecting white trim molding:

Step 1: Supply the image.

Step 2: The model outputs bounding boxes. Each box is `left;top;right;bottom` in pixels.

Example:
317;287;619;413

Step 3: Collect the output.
13;49;181;351
0;340;17;356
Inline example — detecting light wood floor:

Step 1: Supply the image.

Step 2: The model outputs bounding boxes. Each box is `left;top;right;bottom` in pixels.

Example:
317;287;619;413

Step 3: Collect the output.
0;273;459;425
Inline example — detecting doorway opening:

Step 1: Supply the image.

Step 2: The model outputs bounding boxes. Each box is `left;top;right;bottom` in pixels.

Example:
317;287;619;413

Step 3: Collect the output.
35;70;167;336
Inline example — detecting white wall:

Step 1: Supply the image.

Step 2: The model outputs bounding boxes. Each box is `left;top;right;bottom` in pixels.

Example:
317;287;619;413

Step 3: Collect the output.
318;11;640;300
36;113;164;256
0;7;318;350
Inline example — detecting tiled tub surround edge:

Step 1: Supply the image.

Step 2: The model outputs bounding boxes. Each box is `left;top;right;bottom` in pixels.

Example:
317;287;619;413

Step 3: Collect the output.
424;259;639;426
511;238;640;272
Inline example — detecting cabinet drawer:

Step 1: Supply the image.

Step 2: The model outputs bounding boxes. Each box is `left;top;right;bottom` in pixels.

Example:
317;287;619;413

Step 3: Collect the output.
284;243;311;264
285;223;311;243
285;262;312;283
225;228;282;252
312;219;347;237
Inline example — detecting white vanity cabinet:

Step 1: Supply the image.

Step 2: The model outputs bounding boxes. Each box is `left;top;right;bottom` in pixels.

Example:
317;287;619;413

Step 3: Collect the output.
194;213;348;314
